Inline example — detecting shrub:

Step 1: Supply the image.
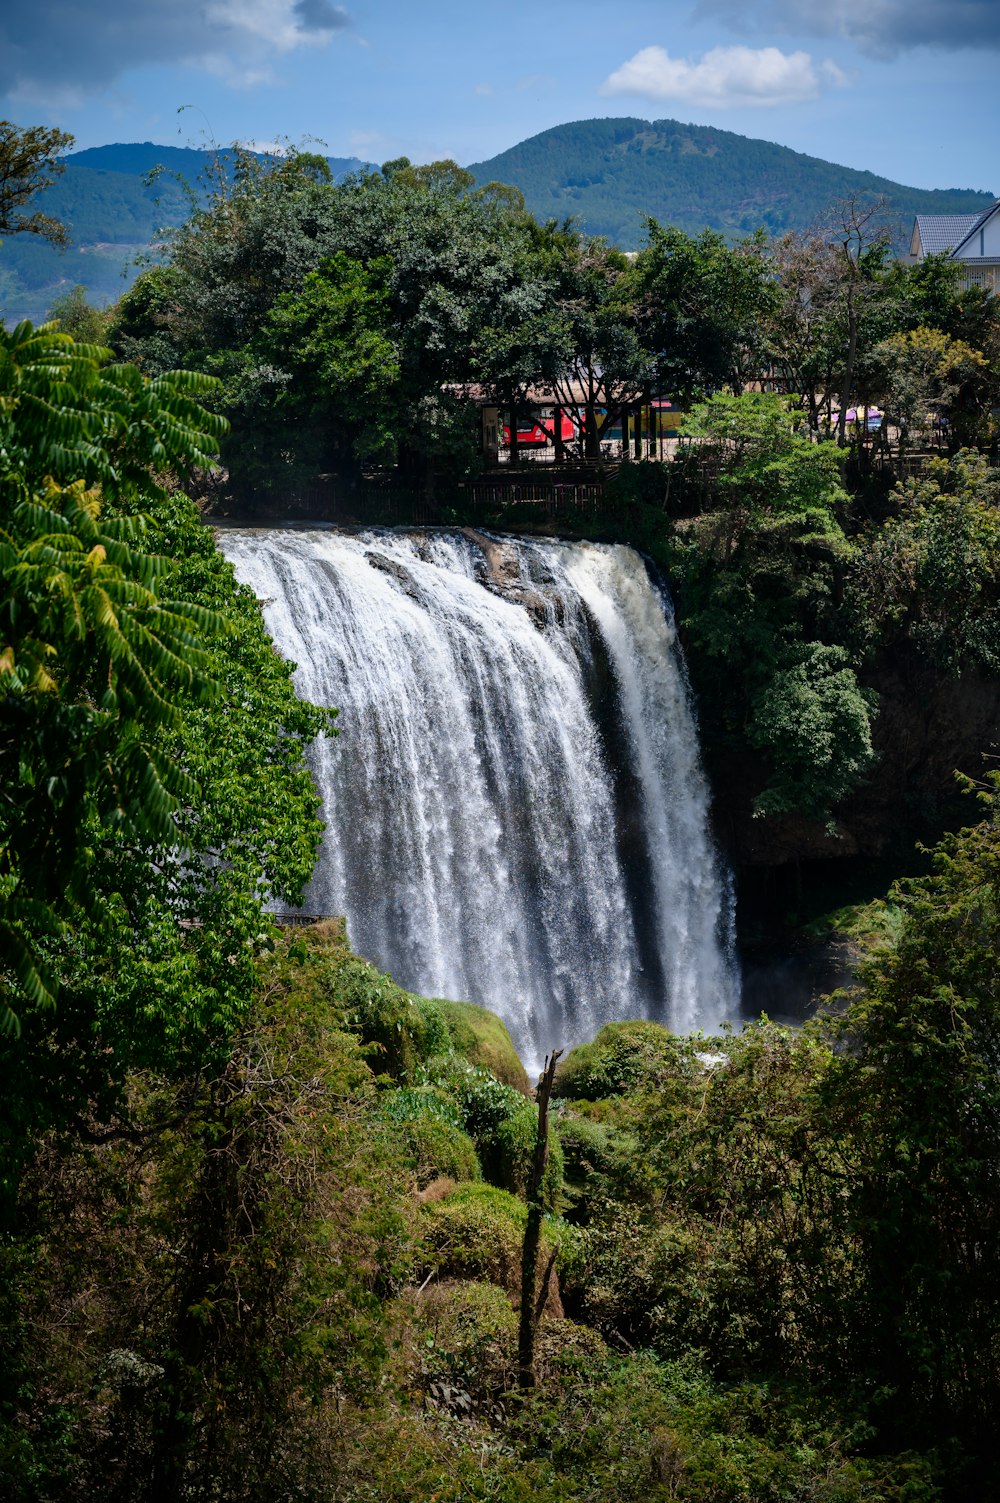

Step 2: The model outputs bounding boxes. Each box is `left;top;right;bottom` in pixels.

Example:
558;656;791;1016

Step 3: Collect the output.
440;1068;564;1207
553;1020;694;1100
435;999;530;1093
414;1279;518;1406
555;1112;634;1218
418;1182;529;1291
380;1088;481;1188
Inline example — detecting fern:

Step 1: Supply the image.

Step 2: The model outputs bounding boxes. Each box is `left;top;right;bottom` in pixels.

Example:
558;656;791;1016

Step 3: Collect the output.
0;321;229;1034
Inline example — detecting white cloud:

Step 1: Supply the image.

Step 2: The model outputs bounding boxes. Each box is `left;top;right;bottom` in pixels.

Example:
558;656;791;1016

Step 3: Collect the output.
600;43;847;108
206;0;345;54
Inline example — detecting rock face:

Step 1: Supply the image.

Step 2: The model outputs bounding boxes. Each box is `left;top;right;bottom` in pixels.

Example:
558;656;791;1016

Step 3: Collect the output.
365;550;421;598
460;528;565;628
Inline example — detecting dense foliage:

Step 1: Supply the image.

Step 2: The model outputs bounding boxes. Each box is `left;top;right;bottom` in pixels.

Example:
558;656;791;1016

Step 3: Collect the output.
8;800;1000;1500
2;121;1000;1503
0;320;334;1202
98;144;999;520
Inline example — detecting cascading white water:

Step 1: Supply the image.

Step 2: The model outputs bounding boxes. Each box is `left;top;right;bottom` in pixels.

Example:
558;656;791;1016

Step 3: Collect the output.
220;527;738;1066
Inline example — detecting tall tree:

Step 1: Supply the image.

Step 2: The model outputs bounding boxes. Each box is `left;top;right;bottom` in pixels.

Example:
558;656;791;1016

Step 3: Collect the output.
0;120;74;248
822;196;896;447
635;224;777;405
0;322;333;1194
1;320;228;1039
545;228;651;460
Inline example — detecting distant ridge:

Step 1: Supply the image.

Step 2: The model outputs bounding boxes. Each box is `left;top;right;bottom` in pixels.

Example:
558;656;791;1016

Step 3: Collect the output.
63;142;369;182
1;120;993;326
467;117;995;247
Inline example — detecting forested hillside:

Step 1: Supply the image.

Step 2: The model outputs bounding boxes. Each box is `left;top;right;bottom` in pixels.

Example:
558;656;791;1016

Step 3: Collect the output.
468;116;995;247
1;117;994;325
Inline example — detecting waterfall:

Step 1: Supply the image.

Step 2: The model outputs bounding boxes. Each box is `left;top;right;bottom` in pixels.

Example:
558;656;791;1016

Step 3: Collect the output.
219;527;738;1067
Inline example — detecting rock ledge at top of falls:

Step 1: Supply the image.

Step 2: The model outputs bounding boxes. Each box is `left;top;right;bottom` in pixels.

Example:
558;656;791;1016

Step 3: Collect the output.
458;528;565;629
364;550;422;600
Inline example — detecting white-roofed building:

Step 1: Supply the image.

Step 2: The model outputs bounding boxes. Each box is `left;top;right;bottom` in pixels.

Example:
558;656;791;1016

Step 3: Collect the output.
908;201;1000;293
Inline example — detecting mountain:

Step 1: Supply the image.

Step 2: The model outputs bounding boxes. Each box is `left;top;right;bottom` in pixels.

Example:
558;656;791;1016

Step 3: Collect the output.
2;121;994;327
467;117;995;248
0;144;369;326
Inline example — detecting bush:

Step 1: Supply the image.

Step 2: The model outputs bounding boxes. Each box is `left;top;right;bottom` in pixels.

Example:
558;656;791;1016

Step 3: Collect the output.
380;1088;481;1188
748;642;877;820
555;1112;648;1219
560;1210;716;1356
554;1021;693;1100
435;999;530;1093
413;1279;518;1406
443;1068;564;1207
418;1182;529;1291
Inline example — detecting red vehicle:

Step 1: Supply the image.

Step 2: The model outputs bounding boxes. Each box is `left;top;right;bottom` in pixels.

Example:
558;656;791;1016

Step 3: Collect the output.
502;410;580;447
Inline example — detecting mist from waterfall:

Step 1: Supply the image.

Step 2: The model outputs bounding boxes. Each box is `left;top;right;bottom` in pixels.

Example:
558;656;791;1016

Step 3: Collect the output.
219;527;738;1067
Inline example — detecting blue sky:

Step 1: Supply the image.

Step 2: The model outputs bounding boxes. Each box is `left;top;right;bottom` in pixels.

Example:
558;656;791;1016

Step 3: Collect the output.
1;0;996;191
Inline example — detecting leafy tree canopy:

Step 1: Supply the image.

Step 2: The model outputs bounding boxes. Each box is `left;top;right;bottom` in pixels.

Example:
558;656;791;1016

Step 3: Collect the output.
0;322;334;1188
0;120;74;248
635;223;777;403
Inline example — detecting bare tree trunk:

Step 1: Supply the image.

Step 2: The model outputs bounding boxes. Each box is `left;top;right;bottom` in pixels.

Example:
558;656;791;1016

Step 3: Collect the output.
518;1048;562;1390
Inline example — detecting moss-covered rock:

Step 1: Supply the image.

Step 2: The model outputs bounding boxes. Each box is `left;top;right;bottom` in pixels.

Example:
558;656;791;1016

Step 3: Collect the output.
291;924;449;1081
435;999;531;1093
554;1020;693;1101
418;1182;528;1291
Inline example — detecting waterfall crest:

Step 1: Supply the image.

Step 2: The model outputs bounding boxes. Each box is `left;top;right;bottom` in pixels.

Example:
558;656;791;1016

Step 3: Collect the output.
219;527;738;1065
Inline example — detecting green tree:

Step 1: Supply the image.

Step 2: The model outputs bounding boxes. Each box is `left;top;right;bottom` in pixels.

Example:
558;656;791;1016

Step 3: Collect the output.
825;779;1000;1446
545;229;651;459
0;321;226;1032
635;224;776;404
0;322;333;1193
870;324;988;458
665;394;874;824
217;251;400;492
46;282;112;343
748;642;876;819
112;150;563;491
849;450;1000;673
0;121;74;248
